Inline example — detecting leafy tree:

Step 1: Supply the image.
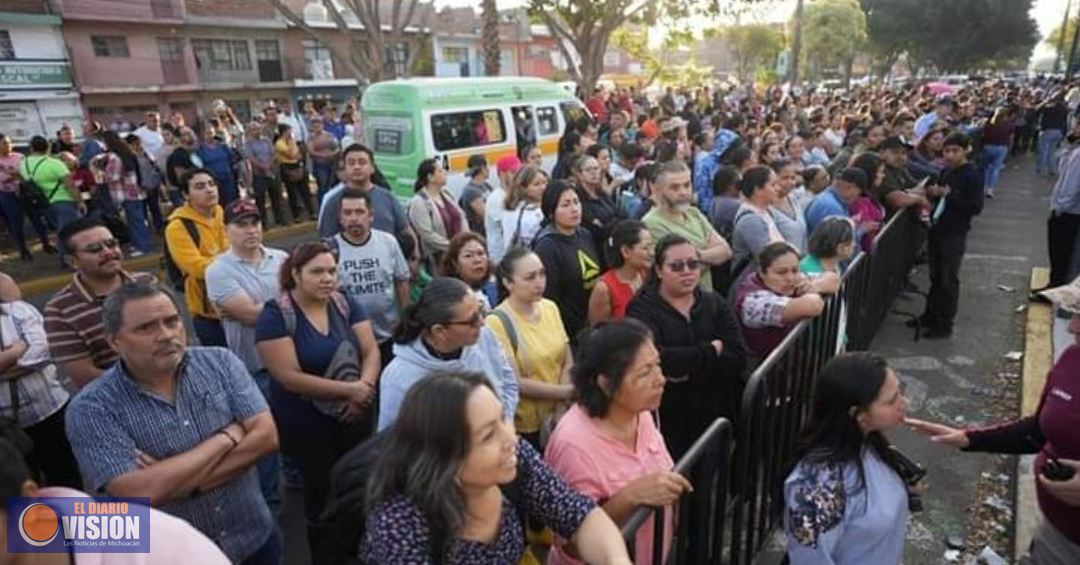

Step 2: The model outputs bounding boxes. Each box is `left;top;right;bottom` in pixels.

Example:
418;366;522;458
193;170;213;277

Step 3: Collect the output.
907;0;1038;72
265;0;428;82
610;27;695;87
800;0;866;83
482;0;501;76
526;0;714;93
1046;17;1078;51
715;23;785;82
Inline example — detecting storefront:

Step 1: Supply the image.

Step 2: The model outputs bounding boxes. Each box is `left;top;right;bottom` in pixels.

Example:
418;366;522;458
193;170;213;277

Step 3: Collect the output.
0;40;84;145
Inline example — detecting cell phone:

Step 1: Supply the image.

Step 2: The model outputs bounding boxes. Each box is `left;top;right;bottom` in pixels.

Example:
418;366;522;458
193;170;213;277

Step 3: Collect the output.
1042;459;1076;482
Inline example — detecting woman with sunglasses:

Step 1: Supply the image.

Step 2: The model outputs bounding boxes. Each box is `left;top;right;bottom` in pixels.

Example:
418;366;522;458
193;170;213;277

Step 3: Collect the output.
254;241;381;551
626;234;747;459
733;241;840;360
378;277;519;431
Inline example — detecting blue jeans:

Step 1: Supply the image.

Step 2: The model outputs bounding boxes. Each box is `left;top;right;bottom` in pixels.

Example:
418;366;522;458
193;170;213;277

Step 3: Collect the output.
0;191;50;252
122;200;152;253
1038;128;1064;175
144;185;165;231
312;160;336;205
50;201;80;266
981;144;1008;192
239;527;282;565
253;369;282;517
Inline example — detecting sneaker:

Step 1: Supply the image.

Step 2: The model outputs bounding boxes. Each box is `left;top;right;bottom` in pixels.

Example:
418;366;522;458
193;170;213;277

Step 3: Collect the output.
985;191;994;199
1029;291;1053;304
129;250;146;258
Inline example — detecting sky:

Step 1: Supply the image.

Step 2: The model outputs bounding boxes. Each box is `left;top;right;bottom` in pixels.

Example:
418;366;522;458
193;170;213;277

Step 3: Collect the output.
433;0;1071;64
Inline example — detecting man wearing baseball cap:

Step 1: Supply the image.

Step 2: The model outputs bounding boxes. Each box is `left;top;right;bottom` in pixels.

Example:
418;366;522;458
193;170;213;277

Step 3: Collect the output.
878;136;934;213
205;199;289;512
805;167;866;234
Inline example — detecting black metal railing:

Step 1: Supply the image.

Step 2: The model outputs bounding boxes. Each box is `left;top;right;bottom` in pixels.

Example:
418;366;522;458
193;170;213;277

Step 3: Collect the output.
727;208;925;564
620;418;734;565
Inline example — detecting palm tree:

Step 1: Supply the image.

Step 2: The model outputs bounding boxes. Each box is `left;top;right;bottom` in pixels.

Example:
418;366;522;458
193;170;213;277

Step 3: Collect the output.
482;0;501;76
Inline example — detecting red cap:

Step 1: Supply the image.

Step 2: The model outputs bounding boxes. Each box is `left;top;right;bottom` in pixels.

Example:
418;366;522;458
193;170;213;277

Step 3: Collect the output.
496;155;523;174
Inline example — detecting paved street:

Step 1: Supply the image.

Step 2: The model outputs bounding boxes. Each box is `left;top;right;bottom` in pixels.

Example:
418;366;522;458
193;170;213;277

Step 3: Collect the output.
882;153;1049;563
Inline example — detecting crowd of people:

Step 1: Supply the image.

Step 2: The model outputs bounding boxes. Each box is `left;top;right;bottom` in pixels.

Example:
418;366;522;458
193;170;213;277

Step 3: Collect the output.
0;72;1077;565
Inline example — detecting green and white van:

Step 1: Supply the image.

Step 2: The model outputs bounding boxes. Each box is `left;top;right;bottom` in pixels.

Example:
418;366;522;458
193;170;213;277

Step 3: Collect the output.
360;77;588;199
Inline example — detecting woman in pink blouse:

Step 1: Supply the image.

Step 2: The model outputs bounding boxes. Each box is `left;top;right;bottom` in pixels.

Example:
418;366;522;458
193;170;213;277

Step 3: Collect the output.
545;319;692;565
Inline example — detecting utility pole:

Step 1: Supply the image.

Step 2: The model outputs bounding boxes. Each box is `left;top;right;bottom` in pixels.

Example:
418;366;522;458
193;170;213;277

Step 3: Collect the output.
788;0;804;85
1070;5;1080;80
1057;0;1072;74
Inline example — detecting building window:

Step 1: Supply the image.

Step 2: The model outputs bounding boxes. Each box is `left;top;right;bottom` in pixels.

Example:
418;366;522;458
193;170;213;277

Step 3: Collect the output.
442;46;468;64
157;37;184;61
603;51;620;67
430;109;506;152
385;43;409;77
0;31;13;60
255;40;283;82
92;36;130;58
192;39;251;72
302;39;334;80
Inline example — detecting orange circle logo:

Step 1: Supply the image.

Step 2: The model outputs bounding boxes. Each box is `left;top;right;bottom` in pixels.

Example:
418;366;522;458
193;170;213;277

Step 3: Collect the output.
18;503;59;546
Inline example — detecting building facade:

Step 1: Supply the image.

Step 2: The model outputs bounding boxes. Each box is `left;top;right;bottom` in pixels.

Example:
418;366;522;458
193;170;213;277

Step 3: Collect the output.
0;1;83;144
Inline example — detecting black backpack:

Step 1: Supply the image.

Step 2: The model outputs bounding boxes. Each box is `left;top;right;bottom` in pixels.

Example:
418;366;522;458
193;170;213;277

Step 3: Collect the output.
161;218;200;290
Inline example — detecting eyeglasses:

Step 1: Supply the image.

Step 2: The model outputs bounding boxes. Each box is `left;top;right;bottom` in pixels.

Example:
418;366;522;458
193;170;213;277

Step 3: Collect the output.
441;311;484;328
666;259;703;273
78;238;120;254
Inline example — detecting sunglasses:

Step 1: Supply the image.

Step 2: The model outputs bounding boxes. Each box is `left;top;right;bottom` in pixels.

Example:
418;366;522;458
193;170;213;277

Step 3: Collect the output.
79;238;120;254
666;259;703;273
441;310;484;328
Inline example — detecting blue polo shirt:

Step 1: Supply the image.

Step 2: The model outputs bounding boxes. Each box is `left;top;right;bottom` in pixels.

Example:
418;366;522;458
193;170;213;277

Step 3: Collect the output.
65;347;273;563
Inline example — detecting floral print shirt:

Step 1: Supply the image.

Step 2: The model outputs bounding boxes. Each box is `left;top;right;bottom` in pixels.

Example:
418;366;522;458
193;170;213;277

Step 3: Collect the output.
783;448;908;565
360;439;595;564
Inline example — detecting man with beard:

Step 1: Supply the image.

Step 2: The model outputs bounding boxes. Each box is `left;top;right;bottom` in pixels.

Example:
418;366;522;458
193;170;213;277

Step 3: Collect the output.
642;160;732;290
44;217;156;389
65;280;280;564
328;188;410;365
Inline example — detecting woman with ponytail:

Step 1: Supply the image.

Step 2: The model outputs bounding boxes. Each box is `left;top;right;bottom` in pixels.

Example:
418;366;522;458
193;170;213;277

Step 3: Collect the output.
377;277;518;431
588;219;653;325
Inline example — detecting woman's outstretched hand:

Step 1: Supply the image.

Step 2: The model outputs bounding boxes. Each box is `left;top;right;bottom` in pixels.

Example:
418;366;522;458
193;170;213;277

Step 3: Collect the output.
904;417;970;449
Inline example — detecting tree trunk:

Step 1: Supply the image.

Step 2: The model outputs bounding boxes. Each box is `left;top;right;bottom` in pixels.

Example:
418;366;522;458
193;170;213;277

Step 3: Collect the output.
482;0;501;76
789;0;804;84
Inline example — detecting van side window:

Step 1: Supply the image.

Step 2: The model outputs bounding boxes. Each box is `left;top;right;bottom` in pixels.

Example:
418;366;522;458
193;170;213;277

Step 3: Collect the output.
431;110;507;152
536;106;559;136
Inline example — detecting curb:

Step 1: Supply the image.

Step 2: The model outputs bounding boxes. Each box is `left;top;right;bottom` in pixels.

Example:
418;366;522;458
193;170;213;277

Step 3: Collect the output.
16;221;318;297
1015;267;1051;559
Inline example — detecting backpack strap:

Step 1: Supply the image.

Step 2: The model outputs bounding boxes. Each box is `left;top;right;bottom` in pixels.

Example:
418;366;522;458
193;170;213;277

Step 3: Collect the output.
490;308;518;355
278;291;298;336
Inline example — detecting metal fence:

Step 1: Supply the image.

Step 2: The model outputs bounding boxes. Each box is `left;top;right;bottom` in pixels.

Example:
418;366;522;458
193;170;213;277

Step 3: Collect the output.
620;418;734;565
726;208;925;564
613;209;924;565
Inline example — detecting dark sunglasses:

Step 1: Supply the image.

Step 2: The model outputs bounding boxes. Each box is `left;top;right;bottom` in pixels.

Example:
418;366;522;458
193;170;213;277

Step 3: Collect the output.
79;238;120;254
440;310;484;328
666;259;703;273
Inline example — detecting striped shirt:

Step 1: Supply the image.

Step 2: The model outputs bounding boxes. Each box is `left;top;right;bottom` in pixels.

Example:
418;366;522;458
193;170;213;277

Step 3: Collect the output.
43;271;156;372
0;301;69;427
64;347;273;563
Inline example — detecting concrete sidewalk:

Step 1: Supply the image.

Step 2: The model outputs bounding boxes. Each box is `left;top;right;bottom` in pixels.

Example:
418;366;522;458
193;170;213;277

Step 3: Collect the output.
875;155;1050;563
13;220;318;297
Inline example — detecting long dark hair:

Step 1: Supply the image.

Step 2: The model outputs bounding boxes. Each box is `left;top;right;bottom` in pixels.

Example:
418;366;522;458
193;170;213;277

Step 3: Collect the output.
606;219;648;268
494;245;536;303
366;371;496;561
393;277;471;344
279;241;335;292
572;319;653;417
849;152;884;193
781;352;902;513
101;130;138;173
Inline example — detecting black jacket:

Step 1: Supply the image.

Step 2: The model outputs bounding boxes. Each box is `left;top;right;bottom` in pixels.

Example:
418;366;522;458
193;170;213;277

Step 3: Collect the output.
931;161;983;237
626;285;748;458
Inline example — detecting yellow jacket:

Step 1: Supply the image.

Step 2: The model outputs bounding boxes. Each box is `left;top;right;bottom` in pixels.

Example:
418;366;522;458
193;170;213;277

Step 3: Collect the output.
165;204;227;319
